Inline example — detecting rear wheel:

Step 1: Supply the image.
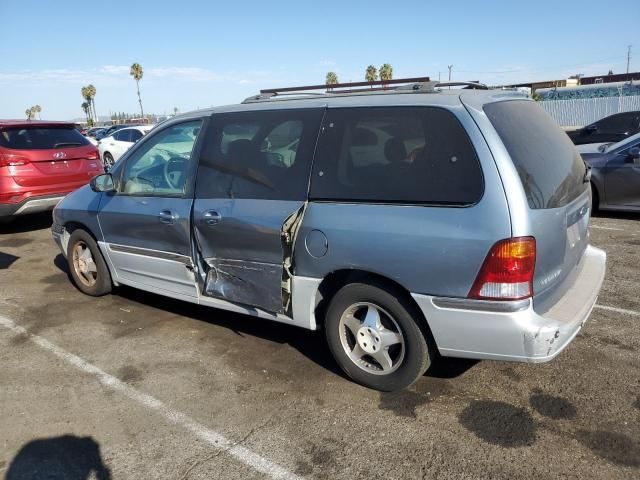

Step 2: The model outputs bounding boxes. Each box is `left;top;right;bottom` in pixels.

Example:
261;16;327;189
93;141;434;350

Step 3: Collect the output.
590;183;599;212
103;152;114;170
67;229;112;296
325;282;432;391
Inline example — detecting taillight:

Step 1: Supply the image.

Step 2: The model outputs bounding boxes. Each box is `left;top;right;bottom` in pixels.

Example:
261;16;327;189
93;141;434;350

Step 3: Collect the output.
0;153;30;168
469;237;536;300
87;149;99;160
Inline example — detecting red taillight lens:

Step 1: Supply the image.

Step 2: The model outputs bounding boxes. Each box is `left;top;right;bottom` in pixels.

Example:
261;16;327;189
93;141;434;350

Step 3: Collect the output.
0;153;30;168
87;149;99;160
469;237;536;300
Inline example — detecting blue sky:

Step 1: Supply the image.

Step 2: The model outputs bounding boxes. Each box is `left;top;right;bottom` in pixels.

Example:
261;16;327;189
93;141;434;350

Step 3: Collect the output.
0;0;637;120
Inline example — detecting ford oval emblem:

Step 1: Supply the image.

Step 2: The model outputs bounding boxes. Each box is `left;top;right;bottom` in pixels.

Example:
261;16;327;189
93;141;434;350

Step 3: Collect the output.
53;152;67;159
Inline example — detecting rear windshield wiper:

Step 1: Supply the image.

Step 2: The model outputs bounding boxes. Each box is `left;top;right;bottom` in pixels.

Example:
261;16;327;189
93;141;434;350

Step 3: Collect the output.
53;142;82;148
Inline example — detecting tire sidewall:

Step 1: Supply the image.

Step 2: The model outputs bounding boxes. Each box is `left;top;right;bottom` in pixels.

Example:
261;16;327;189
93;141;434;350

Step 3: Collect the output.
325;282;431;391
67;229;112;296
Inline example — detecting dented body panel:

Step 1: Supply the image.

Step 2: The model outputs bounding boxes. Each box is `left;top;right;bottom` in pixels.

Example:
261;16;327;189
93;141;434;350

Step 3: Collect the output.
193;198;306;313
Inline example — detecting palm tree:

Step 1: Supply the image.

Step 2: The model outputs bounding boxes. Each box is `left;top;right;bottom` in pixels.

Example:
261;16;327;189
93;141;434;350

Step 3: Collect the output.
130;63;144;118
25;108;33;120
33;105;42;119
325;71;338;91
365;65;378;85
87;84;97;123
81;86;92;121
81;102;90;123
379;64;393;88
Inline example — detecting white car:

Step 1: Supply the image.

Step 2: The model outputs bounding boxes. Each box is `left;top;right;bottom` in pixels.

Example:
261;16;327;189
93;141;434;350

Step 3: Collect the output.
98;125;154;168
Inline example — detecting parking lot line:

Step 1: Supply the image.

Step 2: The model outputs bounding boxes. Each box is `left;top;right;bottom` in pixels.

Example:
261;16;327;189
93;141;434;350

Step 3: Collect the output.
594;304;640;317
589;225;625;231
0;314;301;480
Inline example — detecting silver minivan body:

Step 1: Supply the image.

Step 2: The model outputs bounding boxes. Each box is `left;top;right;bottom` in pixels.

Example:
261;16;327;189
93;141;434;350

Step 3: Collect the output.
52;89;606;369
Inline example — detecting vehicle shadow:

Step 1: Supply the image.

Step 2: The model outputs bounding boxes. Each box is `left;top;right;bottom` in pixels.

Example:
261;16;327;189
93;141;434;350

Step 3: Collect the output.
52;255;477;384
592;210;639;220
115;286;477;382
4;434;111;480
0;212;53;234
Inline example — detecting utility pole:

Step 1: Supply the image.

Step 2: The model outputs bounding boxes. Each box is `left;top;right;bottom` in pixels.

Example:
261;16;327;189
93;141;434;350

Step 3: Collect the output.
627;45;632;75
447;65;453;89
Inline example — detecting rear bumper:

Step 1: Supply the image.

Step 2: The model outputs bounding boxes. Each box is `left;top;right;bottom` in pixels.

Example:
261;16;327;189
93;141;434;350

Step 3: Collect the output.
0;194;66;218
412;245;607;362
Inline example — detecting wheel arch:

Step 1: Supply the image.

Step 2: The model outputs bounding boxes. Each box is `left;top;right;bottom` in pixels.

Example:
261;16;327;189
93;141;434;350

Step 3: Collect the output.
313;269;436;346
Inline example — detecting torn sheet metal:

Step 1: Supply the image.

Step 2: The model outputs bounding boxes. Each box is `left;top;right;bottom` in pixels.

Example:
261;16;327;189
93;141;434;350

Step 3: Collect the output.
204;258;283;313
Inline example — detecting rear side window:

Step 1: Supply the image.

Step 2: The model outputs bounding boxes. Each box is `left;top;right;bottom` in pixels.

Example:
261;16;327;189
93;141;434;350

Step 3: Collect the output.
0;126;90;149
484;101;587;209
309;107;483;205
196;109;323;201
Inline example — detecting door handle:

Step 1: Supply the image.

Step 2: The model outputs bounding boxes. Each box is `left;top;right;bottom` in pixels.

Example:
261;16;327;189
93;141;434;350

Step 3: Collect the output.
158;210;177;224
203;210;222;226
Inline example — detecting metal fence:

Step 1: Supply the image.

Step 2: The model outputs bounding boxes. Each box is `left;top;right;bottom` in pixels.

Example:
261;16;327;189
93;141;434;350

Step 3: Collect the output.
539;95;640;127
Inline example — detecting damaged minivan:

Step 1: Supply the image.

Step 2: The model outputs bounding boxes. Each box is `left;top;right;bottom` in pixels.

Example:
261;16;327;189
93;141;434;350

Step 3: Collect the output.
52;81;606;391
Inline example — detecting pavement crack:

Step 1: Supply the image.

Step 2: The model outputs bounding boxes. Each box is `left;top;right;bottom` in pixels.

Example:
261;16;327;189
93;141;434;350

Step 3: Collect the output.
177;400;297;480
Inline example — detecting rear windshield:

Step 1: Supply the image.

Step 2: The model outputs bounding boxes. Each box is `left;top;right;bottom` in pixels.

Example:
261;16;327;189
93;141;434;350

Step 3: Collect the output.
484;100;587;209
0;126;90;150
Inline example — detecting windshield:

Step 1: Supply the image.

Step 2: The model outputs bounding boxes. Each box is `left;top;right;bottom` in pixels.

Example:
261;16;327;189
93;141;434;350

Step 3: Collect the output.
608;131;640;153
0;126;91;150
485;100;587;209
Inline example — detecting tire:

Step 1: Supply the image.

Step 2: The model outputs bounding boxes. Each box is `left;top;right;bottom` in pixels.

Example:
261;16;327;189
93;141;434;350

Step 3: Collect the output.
67;229;112;296
590;183;599;212
324;282;432;391
103;152;114;170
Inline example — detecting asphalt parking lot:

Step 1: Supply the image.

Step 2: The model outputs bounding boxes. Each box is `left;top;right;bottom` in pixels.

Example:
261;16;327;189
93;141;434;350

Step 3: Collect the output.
0;212;638;480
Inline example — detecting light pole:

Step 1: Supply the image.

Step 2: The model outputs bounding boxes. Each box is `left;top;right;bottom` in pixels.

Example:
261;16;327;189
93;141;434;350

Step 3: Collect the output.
447;65;453;89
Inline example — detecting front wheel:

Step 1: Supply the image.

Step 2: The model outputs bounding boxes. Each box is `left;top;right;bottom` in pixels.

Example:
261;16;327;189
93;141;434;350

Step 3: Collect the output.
325;282;432;391
67;229;112;296
103;152;114;170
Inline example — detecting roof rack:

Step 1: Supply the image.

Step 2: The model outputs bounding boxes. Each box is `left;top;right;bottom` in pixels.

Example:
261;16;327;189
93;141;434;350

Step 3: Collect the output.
242;77;488;103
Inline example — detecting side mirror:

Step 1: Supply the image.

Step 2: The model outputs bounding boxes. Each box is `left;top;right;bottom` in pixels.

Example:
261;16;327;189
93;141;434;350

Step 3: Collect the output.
628;147;640;158
90;173;115;193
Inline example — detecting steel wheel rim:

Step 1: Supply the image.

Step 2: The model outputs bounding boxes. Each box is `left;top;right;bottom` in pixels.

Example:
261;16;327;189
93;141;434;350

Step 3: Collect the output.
104;154;113;168
338;302;405;375
72;241;98;287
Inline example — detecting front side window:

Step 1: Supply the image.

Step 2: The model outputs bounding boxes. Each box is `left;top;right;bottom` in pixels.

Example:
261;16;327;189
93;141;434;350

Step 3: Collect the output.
309;107;483;205
120;120;202;196
196;109;323;200
113;130;131;142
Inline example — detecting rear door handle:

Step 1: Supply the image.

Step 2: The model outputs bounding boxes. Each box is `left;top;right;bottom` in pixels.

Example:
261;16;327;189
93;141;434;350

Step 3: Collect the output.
203;210;222;226
158;210;177;225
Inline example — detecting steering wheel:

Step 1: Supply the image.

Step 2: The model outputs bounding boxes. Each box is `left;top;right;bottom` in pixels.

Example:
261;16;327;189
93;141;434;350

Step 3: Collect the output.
163;156;187;190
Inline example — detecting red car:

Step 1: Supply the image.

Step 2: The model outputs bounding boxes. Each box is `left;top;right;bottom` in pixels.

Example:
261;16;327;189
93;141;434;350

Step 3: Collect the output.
0;120;103;222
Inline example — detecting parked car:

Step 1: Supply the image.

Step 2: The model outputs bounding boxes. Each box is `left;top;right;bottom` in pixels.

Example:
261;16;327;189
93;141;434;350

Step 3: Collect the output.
51;85;606;391
581;132;640;212
0;120;103;222
94;124;135;141
86;127;106;138
566;111;640;145
98;125;154;168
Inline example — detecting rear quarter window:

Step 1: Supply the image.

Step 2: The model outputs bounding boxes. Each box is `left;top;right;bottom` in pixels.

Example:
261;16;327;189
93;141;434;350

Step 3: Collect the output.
309;107;483;205
0;126;90;150
484;100;587;209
